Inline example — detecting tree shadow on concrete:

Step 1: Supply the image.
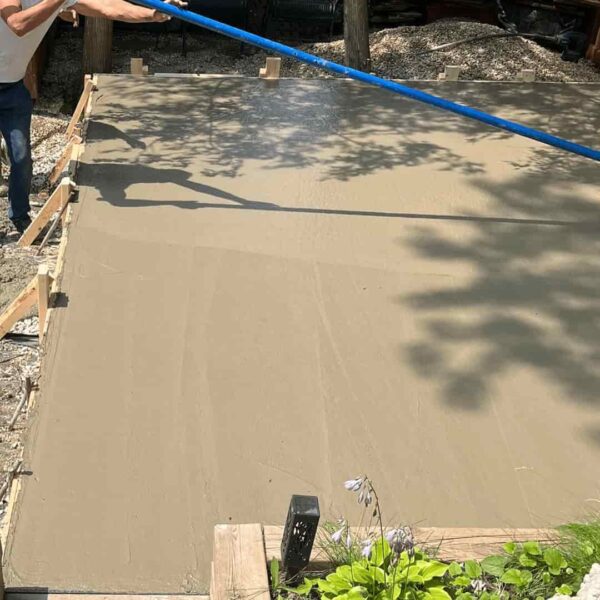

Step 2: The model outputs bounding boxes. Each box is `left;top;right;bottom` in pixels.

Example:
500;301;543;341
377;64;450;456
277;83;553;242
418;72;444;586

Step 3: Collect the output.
400;149;600;411
88;78;599;184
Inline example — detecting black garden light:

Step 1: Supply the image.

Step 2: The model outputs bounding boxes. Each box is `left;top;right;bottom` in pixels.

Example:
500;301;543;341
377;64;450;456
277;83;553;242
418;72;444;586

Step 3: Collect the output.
281;495;320;579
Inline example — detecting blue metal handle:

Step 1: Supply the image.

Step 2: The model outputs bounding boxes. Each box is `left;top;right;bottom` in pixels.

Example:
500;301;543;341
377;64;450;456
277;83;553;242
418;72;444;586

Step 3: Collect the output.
130;0;600;162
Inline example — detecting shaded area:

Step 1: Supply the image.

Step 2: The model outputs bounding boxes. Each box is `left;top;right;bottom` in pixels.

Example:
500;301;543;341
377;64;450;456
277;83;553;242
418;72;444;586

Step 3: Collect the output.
5;76;600;595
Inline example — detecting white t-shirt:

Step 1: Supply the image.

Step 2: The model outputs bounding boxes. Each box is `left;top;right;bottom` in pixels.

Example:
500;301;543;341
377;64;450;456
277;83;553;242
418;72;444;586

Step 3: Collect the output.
0;0;77;83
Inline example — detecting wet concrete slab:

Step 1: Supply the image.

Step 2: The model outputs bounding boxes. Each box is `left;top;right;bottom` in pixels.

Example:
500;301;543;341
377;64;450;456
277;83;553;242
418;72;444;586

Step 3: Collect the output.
5;75;600;593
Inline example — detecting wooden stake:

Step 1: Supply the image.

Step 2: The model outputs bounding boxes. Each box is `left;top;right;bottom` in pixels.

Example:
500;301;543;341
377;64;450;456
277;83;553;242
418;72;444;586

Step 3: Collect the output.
439;65;461;81
8;377;32;431
131;58;144;76
519;69;536;82
37;264;52;342
0;276;38;341
0;459;22;503
49;137;81;186
66;78;95;139
259;57;281;79
18;178;75;247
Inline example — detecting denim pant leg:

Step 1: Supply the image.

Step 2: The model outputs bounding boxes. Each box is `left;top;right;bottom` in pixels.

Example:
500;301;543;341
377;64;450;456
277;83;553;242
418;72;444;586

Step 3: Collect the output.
0;82;33;222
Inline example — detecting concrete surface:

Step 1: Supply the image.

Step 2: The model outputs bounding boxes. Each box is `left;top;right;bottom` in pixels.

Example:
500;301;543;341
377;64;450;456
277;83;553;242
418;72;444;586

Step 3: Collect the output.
5;76;600;593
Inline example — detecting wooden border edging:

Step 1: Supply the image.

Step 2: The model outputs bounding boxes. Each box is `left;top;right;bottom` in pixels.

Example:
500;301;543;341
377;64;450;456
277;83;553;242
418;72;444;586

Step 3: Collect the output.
18;178;75;247
210;524;557;600
66;77;95;139
211;524;270;600
264;525;557;565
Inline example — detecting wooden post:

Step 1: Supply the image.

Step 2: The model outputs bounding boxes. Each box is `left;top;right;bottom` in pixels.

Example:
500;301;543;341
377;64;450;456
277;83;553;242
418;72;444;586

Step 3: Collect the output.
131;58;144;76
83;17;113;74
259;57;281;79
344;0;371;71
37;265;51;342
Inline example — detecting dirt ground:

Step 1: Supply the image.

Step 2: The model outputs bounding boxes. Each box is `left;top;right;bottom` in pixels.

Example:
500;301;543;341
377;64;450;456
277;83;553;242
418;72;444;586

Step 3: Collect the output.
38;21;600;111
0;112;68;521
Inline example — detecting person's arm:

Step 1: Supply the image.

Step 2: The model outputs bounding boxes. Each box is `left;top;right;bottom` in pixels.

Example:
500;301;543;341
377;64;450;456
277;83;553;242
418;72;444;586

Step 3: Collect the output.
72;0;187;23
0;0;66;37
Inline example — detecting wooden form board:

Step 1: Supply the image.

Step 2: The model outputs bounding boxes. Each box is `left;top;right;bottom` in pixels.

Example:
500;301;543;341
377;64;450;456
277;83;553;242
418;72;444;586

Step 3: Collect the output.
0;277;38;341
211;524;270;600
263;525;557;565
18;178;74;247
66;78;95;139
7;596;209;600
0;268;53;343
259;57;281;79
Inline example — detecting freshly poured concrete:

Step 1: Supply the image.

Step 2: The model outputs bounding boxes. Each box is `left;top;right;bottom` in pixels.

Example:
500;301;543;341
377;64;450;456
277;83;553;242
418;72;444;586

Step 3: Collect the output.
5;76;600;593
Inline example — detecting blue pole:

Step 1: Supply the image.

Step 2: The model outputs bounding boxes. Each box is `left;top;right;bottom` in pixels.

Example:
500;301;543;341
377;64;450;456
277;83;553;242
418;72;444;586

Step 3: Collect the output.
131;0;600;162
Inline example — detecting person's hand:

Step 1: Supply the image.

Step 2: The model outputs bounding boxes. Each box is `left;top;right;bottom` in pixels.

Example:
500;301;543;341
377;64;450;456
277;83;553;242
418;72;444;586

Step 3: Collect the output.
59;8;79;27
151;0;188;22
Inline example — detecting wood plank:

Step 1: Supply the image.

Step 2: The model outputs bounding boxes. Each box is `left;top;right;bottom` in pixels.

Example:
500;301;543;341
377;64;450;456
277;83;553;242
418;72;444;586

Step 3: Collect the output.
259;57;281;79
131;57;144;76
0;276;38;341
263;526;558;565
49;138;80;186
66;78;95;139
19;178;74;247
4;590;209;600
212;524;270;600
37;264;52;343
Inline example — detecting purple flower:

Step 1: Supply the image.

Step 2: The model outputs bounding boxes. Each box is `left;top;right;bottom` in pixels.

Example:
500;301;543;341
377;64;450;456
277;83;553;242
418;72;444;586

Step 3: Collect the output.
386;527;415;557
361;539;373;558
344;477;364;492
331;527;344;544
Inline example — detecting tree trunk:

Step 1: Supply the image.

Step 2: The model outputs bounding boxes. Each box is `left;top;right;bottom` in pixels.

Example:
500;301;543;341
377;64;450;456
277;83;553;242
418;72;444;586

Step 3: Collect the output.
344;0;371;71
83;17;113;74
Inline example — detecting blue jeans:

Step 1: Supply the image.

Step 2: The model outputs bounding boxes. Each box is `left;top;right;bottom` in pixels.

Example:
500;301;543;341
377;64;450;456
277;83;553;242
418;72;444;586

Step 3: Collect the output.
0;80;33;223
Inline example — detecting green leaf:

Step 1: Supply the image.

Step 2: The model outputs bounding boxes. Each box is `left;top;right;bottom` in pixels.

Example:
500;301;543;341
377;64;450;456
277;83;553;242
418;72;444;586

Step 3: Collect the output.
425;587;452;600
500;569;532;588
270;559;280;589
503;542;517;555
523;542;542;556
371;538;392;567
326;572;352;592
582;542;594;557
464;561;482;579
518;553;537;568
336;566;355;585
456;594;475;600
448;562;463;577
535;596;545;600
318;579;340;596
542;573;552;584
349;564;374;585
543;549;567;575
555;585;573;596
481;556;508;577
293;578;315;596
347;586;368;600
421;561;449;581
452;576;472;588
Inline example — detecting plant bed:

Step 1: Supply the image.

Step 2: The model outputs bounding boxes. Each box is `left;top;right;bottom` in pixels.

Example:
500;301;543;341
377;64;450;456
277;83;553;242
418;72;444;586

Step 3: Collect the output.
209;480;600;600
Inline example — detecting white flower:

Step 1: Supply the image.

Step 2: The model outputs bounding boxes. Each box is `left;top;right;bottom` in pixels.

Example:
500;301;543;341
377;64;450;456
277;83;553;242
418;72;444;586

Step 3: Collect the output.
361;539;373;558
471;580;486;593
344;477;364;492
346;531;353;549
331;527;344;544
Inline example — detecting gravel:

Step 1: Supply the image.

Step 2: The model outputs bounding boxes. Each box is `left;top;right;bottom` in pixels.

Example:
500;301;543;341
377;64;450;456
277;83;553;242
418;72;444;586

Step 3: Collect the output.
39;19;599;110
